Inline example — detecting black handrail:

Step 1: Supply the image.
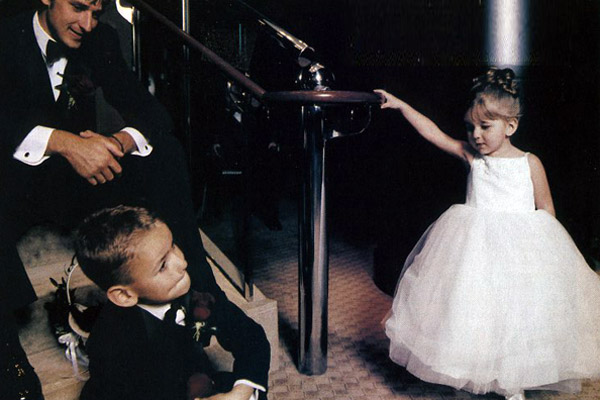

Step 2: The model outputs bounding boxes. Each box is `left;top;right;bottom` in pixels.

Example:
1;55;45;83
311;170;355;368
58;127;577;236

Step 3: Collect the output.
126;0;382;106
126;0;382;376
127;0;266;98
264;90;382;105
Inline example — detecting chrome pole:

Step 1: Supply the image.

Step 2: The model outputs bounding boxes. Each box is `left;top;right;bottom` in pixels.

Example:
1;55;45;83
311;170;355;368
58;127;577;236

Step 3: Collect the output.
484;0;529;72
132;8;142;80
298;104;328;375
181;0;192;165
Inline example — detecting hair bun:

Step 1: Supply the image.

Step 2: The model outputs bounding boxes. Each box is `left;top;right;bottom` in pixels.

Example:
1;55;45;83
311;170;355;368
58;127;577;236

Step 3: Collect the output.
472;67;519;97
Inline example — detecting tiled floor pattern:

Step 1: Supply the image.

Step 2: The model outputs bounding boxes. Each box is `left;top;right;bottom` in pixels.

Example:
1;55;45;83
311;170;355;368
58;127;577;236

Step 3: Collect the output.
244;202;600;400
16;206;600;400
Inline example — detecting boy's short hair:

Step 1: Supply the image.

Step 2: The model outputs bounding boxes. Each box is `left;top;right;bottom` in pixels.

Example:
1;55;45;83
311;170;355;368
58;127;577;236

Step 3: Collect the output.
74;205;161;291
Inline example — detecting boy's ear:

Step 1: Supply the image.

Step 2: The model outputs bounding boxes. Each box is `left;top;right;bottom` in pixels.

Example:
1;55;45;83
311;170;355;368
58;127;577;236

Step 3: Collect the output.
505;117;519;137
106;285;139;307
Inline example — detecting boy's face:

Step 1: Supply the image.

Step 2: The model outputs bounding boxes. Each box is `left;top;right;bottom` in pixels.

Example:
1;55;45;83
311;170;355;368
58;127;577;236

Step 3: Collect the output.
125;222;191;305
40;0;104;49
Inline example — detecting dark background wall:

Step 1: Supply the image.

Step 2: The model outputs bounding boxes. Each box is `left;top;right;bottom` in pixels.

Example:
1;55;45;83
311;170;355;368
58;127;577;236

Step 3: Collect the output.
245;0;600;291
2;1;598;290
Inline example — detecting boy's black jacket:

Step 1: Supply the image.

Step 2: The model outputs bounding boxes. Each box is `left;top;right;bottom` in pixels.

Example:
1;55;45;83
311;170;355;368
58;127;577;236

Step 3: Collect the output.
80;291;270;400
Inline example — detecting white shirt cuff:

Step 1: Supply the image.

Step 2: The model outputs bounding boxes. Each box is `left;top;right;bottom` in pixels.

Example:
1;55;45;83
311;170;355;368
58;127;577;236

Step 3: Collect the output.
234;380;266;400
13;125;54;166
121;127;152;156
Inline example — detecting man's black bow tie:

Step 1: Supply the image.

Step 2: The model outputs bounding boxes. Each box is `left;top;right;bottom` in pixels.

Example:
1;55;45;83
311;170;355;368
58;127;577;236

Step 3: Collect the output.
45;40;66;65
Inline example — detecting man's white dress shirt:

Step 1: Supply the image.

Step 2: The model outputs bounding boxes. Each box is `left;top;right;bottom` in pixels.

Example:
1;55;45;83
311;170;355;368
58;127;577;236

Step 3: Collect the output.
13;12;153;166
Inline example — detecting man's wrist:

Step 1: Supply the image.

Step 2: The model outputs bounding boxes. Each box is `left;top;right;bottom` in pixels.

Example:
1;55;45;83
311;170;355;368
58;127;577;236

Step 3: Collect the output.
110;135;125;153
46;129;75;156
112;131;136;154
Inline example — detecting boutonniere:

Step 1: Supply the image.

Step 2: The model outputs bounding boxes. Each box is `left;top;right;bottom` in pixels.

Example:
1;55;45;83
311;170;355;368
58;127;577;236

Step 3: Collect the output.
56;66;96;111
190;291;217;346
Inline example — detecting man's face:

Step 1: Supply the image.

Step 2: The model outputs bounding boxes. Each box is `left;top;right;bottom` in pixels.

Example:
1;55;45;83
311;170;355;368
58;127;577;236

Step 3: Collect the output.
125;222;192;305
40;0;104;49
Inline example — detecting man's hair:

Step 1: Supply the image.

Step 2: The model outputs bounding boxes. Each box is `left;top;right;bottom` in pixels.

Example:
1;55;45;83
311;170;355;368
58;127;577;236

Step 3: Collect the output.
52;0;113;6
49;0;113;5
74;205;161;291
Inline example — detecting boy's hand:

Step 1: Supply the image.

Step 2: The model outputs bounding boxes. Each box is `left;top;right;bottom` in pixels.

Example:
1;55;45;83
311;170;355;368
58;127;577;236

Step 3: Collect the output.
373;89;404;110
187;373;214;399
196;383;255;400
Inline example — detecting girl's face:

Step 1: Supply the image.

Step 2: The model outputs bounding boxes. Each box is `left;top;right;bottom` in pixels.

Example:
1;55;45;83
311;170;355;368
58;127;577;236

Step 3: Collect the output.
465;109;518;157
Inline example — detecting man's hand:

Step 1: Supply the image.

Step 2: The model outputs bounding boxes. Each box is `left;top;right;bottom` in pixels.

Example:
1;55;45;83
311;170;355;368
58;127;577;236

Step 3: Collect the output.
197;384;255;400
46;129;124;185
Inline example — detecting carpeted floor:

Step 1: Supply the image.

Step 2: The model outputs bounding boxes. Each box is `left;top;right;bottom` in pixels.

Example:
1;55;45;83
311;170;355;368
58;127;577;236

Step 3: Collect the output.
16;198;600;400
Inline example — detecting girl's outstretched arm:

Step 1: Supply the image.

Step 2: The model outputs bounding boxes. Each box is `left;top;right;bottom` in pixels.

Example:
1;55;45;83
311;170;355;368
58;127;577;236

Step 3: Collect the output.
528;154;556;216
374;89;472;163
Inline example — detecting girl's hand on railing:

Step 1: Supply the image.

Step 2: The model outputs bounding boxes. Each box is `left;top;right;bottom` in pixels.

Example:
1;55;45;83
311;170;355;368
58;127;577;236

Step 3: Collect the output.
373;89;404;110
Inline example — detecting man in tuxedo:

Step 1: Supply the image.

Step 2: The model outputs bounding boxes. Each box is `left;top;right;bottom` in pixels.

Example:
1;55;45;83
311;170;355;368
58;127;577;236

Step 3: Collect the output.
0;1;223;398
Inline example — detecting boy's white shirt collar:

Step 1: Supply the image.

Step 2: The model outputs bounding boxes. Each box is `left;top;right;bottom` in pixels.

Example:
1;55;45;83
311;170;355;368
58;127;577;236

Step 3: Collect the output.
138;302;186;326
137;302;171;321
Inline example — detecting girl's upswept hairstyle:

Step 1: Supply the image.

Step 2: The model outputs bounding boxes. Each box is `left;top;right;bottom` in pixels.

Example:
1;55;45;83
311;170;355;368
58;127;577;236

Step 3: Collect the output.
74;205;161;291
467;67;522;123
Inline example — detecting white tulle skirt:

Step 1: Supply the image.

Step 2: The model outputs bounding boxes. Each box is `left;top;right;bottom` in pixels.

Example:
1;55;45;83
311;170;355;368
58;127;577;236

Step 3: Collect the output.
385;204;600;396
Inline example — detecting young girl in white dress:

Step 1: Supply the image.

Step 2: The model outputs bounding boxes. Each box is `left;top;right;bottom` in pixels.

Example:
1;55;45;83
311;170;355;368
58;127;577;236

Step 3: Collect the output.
375;68;600;400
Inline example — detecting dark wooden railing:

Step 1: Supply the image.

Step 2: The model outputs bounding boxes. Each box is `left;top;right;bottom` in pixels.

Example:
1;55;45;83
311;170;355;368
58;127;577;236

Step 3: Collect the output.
126;0;381;375
127;0;381;106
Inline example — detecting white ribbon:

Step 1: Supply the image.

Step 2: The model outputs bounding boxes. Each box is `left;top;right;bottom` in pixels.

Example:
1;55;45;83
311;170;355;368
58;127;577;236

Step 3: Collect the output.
58;331;89;381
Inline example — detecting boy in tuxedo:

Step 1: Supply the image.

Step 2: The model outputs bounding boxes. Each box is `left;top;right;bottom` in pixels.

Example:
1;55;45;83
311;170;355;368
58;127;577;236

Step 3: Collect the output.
74;205;270;400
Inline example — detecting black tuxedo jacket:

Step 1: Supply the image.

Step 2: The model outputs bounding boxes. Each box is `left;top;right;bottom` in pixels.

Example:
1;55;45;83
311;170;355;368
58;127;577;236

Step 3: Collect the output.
0;11;177;313
81;294;270;400
0;11;172;161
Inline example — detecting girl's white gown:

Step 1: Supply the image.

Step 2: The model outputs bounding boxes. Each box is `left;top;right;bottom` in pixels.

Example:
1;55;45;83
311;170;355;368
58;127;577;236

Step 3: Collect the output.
385;154;600;395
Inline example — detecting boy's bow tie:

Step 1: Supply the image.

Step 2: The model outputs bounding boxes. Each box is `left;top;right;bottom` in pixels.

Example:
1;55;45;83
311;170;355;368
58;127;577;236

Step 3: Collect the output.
164;298;186;326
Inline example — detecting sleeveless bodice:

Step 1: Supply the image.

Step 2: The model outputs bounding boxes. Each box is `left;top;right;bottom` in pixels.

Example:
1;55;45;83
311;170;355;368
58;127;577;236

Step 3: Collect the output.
465;154;535;212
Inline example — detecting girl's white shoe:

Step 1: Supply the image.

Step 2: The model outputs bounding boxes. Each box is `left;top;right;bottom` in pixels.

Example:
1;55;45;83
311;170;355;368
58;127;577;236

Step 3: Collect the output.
505;394;525;400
